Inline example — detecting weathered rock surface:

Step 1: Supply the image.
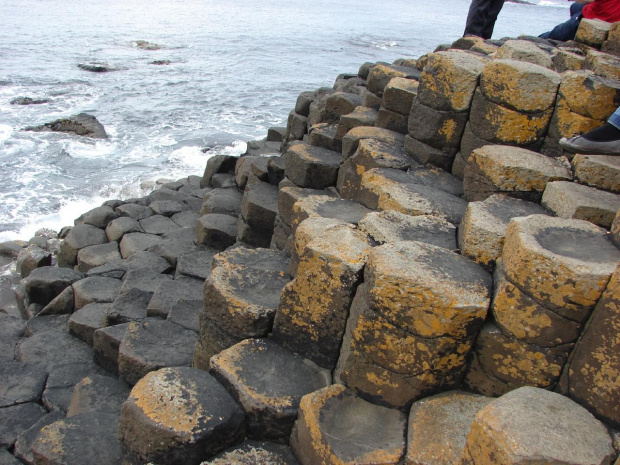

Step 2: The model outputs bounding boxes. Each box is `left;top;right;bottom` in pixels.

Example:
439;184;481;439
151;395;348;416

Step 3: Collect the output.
118;319;198;386
460;387;614;465
204;440;300;464
292;384;406;465
66;373;130;417
119;367;245;465
25;113;108;139
210;339;331;441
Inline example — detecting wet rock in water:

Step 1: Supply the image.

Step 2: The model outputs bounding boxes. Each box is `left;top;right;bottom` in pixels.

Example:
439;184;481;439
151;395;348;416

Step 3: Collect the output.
77;62;115;73
10;97;49;105
150;60;171;65
25;113;108;139
134;40;162;50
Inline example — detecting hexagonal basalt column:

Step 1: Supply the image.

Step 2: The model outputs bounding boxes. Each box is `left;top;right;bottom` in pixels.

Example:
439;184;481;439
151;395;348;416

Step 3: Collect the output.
284;143;342;189
193;247;290;368
272;225;371;369
463;145;571;203
209;339;331;441
291;385;406;465
119;367;245;465
335;242;492;410
460;387;615;465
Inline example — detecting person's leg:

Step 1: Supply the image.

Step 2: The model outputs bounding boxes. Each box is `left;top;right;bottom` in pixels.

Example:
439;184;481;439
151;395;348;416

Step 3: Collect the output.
560;106;620;154
539;12;582;41
464;0;493;38
569;2;584;17
480;0;505;40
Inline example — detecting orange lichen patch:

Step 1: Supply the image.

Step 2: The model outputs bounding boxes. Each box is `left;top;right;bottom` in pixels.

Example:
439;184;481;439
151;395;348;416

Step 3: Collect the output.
480;99;552;145
132;369;209;437
37;422;67;457
551;97;604;138
418;51;484;111
365;242;491;338
438;118;458;140
471;145;571;193
480;59;560;113
367;64;410;95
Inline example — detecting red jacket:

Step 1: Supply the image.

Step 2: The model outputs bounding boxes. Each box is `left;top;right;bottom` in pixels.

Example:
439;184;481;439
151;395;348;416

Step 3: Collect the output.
582;0;620;23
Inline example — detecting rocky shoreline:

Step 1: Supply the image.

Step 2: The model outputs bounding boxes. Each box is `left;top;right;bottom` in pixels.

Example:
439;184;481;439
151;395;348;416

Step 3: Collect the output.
1;19;620;465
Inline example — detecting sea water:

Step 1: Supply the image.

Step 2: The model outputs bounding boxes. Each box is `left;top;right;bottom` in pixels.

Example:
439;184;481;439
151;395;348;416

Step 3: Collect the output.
0;0;569;241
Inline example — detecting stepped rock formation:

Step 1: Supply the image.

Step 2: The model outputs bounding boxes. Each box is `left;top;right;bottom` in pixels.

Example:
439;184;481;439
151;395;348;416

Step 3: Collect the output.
2;17;620;465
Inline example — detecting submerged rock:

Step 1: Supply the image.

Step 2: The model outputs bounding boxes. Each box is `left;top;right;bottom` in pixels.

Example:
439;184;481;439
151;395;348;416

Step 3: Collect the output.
25;113;108;139
134;40;161;50
77;62;115;72
10;97;49;105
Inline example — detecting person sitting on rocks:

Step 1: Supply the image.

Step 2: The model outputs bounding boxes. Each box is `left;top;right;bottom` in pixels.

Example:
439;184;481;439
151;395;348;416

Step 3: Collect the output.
539;0;620;41
463;0;505;40
560;105;620;154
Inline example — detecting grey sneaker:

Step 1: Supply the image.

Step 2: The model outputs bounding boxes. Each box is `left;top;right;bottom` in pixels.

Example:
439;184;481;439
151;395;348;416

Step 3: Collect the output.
559;136;620;155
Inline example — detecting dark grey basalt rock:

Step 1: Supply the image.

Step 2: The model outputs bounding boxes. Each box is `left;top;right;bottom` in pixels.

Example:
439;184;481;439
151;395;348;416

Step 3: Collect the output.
67;373;130;417
146;276;204;318
0;402;47;449
58;224;108;268
118;319;198;386
31;412;123;465
24;314;70;336
0;360;48;408
77;62;116;72
75;205;120;229
68;302;110;345
25;113;108;138
0;314;24;361
72;276;122;309
119;367;245;465
23;266;84;306
105;288;153;325
42;360;109;413
10;97;49;105
17;328;94;370
93;323;130;375
13;411;65;465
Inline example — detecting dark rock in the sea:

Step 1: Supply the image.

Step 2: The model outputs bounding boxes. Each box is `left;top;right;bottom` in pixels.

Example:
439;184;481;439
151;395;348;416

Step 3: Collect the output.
75;205;120;229
58;223;108;268
150;60;171;65
0;241;27;260
134;40;161;50
25;113;108;139
10;97;49;105
77;62;115;73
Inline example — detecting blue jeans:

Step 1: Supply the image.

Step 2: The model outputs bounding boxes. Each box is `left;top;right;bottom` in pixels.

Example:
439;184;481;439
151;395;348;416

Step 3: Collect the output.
539;2;583;41
608;106;620;130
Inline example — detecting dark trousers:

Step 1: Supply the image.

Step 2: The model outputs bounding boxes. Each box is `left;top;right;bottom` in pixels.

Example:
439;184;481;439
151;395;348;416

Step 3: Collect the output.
464;0;506;40
539;2;583;41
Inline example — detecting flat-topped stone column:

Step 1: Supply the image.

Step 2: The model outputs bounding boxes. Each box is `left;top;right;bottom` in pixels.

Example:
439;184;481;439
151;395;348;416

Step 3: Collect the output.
119;367;245;465
336;241;492;410
272;225;371;369
291;385;406;465
209;339;331;441
460;387;615;465
464;215;620;395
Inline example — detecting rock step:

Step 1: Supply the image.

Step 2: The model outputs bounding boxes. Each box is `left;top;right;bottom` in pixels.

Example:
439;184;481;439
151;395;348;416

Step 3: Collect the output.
291;384;406;465
284;143;342;189
209;338;331;441
193;247;291;369
119;366;245;465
